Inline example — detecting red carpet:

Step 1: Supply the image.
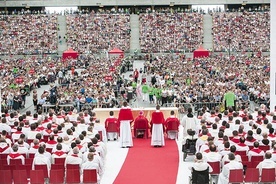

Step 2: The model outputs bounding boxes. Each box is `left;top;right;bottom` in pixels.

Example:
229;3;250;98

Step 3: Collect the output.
114;139;179;184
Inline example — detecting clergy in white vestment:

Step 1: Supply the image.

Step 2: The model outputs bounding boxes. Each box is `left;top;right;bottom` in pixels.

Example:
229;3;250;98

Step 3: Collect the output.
118;101;134;148
181;107;198;137
81;152;101;183
150;105;165;147
217;153;243;184
256;152;276;174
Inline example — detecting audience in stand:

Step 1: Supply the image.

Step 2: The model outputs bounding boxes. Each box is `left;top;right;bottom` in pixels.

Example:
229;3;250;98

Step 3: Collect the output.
0;14;58;55
139;12;203;53
66;12;130;54
212;11;270;52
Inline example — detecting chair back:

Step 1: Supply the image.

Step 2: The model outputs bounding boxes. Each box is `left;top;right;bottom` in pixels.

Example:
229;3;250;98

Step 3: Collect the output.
260;168;276;182
66;169;80;183
12;170;28;184
191;167;209;184
259;145;270;151
51;164;65;171
251;155;264;162
228;169;244;183
244;168;259;182
83;169;97;183
54;157;66;165
251;155;264;168
135;118;148;129
66;164;80;170
50;169;64;184
25;158;33;165
235;150;247;156
166;120;179;131
10;158;23;165
0;153;9;160
98;131;103;141
0;170;12;184
34;164;49;178
106;122;118;132
30;170;45;184
46;148;53;153
28;153;35;159
207;162;220;175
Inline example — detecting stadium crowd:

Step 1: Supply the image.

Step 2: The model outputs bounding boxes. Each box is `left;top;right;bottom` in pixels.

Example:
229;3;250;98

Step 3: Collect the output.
142;52;269;108
0;14;58;55
66;13;131;54
139;12;204;53
212;11;270;52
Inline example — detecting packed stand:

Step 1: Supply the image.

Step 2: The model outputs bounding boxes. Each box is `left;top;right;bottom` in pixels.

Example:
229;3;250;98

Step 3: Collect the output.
66;11;131;54
0;14;58;55
182;104;276;184
0;108;107;183
139;12;203;53
212;11;270;52
141;53;269;109
0;54;124;113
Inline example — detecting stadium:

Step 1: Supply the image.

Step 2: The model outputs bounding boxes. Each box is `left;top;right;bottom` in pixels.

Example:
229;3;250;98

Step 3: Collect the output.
0;0;275;183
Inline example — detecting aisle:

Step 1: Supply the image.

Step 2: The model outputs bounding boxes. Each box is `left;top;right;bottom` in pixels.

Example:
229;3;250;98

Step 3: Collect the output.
113;139;179;184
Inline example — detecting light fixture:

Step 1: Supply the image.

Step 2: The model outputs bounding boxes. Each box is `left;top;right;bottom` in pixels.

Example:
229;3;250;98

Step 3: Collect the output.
170;2;175;7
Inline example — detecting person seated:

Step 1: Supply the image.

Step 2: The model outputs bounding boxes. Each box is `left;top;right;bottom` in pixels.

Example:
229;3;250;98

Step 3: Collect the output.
7;144;25;165
0;137;12;154
219;141;231;156
221;145;242;166
260;132;270;146
165;110;180;140
217;153;243;184
189;152;213;184
229;130;240;144
51;143;68;164
105;111;119;140
256;152;276;175
203;144;222;163
236;136;249;152
248;141;265;161
133;110;149;138
196;129;209;153
245;129;256;146
65;147;83;168
81;152;101;183
32;146;51;175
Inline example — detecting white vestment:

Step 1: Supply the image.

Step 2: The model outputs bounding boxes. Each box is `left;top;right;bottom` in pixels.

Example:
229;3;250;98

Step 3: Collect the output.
119;120;133;147
151;124;165;146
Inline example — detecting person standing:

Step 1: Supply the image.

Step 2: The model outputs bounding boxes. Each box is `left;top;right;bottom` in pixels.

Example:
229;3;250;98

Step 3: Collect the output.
150;105;165;147
223;88;236;111
118;101;134;148
141;82;149;102
133;68;139;83
181;108;198;137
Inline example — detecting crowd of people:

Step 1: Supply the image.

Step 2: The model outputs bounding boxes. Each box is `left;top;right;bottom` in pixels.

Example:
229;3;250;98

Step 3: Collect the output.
139;12;204;53
0;14;58;55
66;13;131;54
0;54;127;113
184;104;276;184
212;11;270;52
141;52;269;110
0;108;107;183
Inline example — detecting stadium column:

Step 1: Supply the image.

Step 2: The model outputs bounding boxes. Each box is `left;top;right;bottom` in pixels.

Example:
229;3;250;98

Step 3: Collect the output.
271;1;276;112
